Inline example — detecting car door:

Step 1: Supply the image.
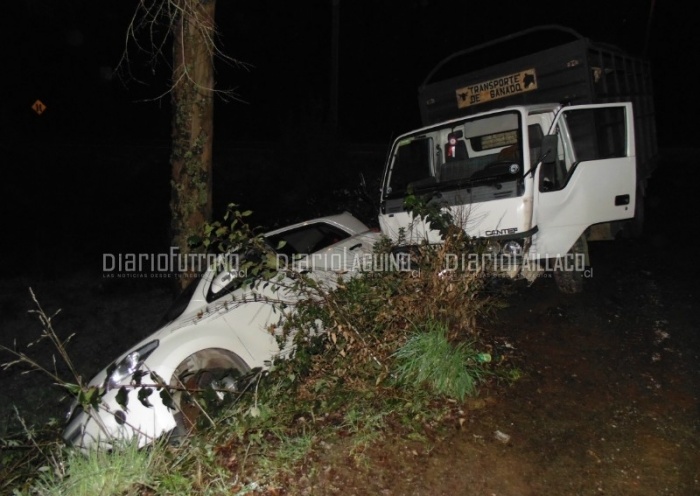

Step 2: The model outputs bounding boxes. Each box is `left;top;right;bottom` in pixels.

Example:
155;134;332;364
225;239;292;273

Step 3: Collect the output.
532;103;636;258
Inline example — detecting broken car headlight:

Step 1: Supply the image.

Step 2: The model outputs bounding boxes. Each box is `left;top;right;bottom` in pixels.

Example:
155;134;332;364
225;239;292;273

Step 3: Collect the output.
105;340;159;391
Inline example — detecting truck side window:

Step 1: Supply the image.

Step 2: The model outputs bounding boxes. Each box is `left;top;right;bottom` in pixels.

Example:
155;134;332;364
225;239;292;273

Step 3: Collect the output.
528;124;544;166
540;107;627;193
386;138;433;198
530;125;571;191
565;107;626;161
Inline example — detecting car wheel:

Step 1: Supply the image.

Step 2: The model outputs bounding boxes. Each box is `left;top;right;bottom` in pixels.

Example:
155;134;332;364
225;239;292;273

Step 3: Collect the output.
168;348;250;442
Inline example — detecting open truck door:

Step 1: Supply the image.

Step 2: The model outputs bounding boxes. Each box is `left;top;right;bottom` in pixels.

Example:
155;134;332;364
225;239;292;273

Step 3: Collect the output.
531;103;636;259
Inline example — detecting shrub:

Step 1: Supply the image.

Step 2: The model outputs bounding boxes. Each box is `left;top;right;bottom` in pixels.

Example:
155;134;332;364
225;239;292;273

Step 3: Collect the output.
1;204;519;493
392;319;490;400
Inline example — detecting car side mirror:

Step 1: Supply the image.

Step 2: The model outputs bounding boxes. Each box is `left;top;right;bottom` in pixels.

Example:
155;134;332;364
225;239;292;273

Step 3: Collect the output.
541;135;558;165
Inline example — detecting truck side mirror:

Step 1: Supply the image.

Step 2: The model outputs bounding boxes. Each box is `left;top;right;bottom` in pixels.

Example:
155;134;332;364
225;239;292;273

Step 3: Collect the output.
541;135;558;164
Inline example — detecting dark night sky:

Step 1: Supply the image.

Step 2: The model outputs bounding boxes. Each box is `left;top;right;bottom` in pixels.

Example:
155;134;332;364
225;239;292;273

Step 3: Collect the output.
1;0;692;145
0;0;695;276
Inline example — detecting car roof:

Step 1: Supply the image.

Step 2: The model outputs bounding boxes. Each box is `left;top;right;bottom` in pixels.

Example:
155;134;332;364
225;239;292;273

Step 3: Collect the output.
264;211;369;238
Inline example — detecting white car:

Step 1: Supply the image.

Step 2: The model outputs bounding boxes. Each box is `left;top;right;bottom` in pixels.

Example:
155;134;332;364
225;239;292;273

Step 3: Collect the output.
63;212;381;450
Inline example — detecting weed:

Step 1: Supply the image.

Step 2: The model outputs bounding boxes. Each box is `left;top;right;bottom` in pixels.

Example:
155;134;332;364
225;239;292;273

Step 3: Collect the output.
0;205;521;494
31;438;162;495
392;319;490;400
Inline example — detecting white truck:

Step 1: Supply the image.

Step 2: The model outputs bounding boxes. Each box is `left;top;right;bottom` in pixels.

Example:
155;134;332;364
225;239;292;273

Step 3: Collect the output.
378;25;657;292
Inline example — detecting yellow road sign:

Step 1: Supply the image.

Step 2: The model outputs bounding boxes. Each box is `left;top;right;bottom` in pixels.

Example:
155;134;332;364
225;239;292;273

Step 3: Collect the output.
32;100;47;115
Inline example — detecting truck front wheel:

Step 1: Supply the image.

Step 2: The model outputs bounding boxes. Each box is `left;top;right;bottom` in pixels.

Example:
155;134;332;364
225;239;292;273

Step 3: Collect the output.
553;235;588;294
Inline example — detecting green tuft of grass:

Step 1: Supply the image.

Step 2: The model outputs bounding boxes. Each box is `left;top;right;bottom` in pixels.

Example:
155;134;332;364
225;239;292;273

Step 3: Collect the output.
32;438;163;496
392;319;488;401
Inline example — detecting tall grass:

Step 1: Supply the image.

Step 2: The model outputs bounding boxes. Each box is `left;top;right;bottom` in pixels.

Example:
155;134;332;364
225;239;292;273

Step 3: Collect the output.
392;319;489;400
32;439;162;495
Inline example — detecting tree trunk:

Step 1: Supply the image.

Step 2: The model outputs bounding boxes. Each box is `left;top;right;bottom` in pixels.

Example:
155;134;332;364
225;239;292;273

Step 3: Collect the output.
170;0;216;289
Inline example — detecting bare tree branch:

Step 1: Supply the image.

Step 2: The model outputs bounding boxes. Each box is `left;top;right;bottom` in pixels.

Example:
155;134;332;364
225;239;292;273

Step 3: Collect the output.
116;0;250;103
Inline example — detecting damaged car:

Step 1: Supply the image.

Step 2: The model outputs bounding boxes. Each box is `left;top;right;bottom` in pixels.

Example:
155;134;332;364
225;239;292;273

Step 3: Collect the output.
62;212;380;450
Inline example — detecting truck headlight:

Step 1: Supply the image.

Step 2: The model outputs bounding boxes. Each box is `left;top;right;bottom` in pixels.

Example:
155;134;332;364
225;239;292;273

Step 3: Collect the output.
484;240;501;255
105;340;159;391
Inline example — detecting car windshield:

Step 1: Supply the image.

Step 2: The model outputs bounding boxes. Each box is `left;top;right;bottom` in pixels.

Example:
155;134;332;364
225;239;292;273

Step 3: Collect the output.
157;220;357;320
267;223;351;256
206;221;352;302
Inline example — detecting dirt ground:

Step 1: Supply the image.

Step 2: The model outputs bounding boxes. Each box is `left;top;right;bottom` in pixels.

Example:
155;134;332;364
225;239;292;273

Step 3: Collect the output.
300;152;700;496
288;151;700;495
295;238;699;496
1;151;698;495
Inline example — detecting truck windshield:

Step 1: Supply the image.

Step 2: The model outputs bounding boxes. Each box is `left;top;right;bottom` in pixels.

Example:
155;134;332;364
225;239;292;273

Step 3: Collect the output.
383;111;525;201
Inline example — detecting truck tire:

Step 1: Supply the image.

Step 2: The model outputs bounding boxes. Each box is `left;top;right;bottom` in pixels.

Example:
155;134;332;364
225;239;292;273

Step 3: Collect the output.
554;264;584;294
553;235;587;294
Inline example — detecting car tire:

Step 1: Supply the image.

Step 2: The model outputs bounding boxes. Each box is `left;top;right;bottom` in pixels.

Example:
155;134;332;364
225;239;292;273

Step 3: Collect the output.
168;348;250;442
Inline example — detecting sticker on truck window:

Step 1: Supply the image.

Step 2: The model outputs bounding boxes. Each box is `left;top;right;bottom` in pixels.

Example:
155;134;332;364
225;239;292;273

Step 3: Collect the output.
456;69;538;108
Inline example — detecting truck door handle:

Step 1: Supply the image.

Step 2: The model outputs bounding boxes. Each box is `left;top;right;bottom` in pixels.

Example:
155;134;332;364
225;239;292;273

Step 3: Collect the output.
615;194;630;206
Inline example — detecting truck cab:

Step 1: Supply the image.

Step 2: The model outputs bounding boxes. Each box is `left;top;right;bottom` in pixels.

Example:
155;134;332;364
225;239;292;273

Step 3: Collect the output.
379;101;636;283
378;26;654;291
